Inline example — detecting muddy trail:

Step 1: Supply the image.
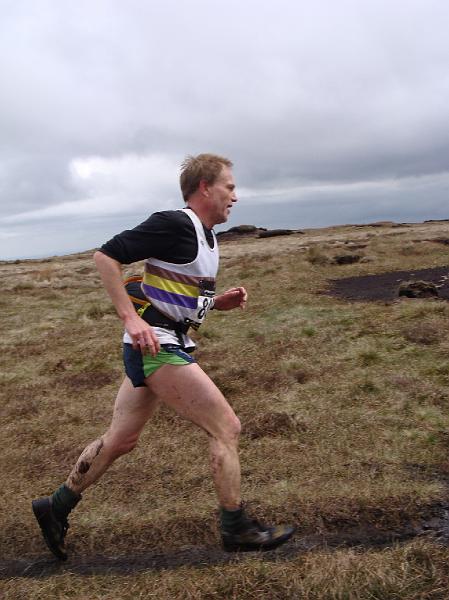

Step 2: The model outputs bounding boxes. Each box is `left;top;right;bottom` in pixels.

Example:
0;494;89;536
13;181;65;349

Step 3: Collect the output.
2;502;449;579
327;265;449;302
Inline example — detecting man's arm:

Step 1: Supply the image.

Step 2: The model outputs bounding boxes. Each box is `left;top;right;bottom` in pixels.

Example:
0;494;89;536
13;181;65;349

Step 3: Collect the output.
213;287;248;311
93;251;160;355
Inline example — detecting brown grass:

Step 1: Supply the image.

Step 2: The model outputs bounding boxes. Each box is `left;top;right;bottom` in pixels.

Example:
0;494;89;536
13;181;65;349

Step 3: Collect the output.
2;220;449;597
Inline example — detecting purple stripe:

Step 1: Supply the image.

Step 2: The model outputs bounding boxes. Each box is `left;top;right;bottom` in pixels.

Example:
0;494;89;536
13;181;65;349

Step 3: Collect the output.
142;284;197;309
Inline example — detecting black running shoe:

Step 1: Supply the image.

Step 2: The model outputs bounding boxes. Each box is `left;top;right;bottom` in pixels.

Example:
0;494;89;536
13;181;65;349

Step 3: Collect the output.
32;497;69;561
222;518;295;552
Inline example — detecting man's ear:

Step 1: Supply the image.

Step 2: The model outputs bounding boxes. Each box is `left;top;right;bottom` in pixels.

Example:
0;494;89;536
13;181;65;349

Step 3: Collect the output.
198;178;209;197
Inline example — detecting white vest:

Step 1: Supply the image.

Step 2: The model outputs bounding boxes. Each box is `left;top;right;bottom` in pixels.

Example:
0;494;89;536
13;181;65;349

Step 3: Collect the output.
141;208;219;329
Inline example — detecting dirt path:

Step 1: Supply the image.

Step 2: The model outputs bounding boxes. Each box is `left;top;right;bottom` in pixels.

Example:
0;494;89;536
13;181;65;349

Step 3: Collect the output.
327;266;449;302
2;504;449;579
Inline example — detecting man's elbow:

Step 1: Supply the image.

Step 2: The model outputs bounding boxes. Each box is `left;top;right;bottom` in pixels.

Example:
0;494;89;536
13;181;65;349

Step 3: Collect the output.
93;250;120;270
93;250;106;268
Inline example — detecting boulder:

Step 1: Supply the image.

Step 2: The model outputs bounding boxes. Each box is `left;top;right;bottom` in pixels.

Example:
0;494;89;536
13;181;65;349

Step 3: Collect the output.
224;225;260;234
333;254;363;265
216;225;265;241
258;229;294;239
398;280;439;298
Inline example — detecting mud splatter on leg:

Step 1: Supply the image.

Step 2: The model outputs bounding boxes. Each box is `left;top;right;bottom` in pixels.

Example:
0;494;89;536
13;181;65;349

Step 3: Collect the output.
66;437;104;492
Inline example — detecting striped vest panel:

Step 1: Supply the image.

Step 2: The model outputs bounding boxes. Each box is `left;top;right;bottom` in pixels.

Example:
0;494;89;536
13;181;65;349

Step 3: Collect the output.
142;208;219;328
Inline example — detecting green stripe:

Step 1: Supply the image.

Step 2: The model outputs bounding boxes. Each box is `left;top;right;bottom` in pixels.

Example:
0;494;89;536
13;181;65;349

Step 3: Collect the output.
142;349;193;378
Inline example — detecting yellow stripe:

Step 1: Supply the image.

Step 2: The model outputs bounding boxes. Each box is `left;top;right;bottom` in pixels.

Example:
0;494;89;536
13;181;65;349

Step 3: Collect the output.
143;273;198;297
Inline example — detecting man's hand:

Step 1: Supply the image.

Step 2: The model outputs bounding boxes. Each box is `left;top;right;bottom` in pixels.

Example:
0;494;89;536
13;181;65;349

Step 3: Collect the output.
123;313;161;356
213;287;248;311
93;251;161;357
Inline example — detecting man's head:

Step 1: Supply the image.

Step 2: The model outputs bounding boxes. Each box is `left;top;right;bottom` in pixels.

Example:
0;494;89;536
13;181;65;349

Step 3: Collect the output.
180;153;237;228
180;153;233;202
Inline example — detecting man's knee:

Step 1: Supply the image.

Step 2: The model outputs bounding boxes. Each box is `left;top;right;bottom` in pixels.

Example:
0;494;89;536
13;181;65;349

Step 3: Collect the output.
231;415;242;439
220;414;241;445
104;433;139;458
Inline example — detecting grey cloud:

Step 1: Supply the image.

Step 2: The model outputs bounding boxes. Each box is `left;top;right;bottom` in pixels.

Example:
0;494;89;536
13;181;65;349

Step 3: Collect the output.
0;154;78;216
1;0;449;258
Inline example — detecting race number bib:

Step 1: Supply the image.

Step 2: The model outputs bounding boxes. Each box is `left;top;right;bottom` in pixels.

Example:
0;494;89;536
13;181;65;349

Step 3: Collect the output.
196;279;215;322
196;293;214;321
184;280;215;330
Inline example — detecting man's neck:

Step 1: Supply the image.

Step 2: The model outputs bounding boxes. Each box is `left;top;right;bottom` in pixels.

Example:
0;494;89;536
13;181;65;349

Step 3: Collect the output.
186;203;214;230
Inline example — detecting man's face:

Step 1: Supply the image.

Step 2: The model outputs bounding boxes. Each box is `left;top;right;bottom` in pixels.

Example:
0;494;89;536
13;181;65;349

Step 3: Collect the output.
205;166;237;226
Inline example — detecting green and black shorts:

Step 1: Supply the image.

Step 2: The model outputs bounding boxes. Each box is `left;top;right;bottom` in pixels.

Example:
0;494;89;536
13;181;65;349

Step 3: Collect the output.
123;343;196;388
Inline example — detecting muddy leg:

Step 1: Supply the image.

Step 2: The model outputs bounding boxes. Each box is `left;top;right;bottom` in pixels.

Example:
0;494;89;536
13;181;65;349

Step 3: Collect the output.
66;377;159;495
146;362;242;509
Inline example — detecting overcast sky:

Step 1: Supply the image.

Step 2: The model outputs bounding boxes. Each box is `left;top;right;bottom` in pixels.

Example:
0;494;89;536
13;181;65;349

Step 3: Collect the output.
1;0;449;259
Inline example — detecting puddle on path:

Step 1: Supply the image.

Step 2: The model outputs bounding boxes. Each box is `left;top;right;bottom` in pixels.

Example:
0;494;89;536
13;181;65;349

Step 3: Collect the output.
327;266;449;302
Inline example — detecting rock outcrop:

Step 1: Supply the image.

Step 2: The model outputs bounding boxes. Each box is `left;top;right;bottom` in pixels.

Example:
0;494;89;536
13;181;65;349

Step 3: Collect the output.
398;280;439;298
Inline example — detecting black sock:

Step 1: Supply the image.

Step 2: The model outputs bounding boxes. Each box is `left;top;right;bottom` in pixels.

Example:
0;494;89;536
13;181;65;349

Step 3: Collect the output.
220;506;246;532
51;484;81;520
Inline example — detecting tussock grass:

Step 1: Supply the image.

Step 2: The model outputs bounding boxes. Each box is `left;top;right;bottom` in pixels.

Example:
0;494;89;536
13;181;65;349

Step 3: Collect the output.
3;540;449;599
306;244;331;265
2;220;449;597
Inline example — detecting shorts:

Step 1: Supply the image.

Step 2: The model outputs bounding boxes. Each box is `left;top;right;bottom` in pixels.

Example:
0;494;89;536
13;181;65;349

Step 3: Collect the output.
123;343;196;388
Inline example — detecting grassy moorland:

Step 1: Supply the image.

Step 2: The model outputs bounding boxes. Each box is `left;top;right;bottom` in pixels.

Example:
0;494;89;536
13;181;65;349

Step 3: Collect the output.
2;220;449;598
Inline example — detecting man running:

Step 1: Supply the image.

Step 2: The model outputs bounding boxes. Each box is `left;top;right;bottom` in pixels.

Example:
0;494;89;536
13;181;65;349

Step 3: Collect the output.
32;153;295;560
